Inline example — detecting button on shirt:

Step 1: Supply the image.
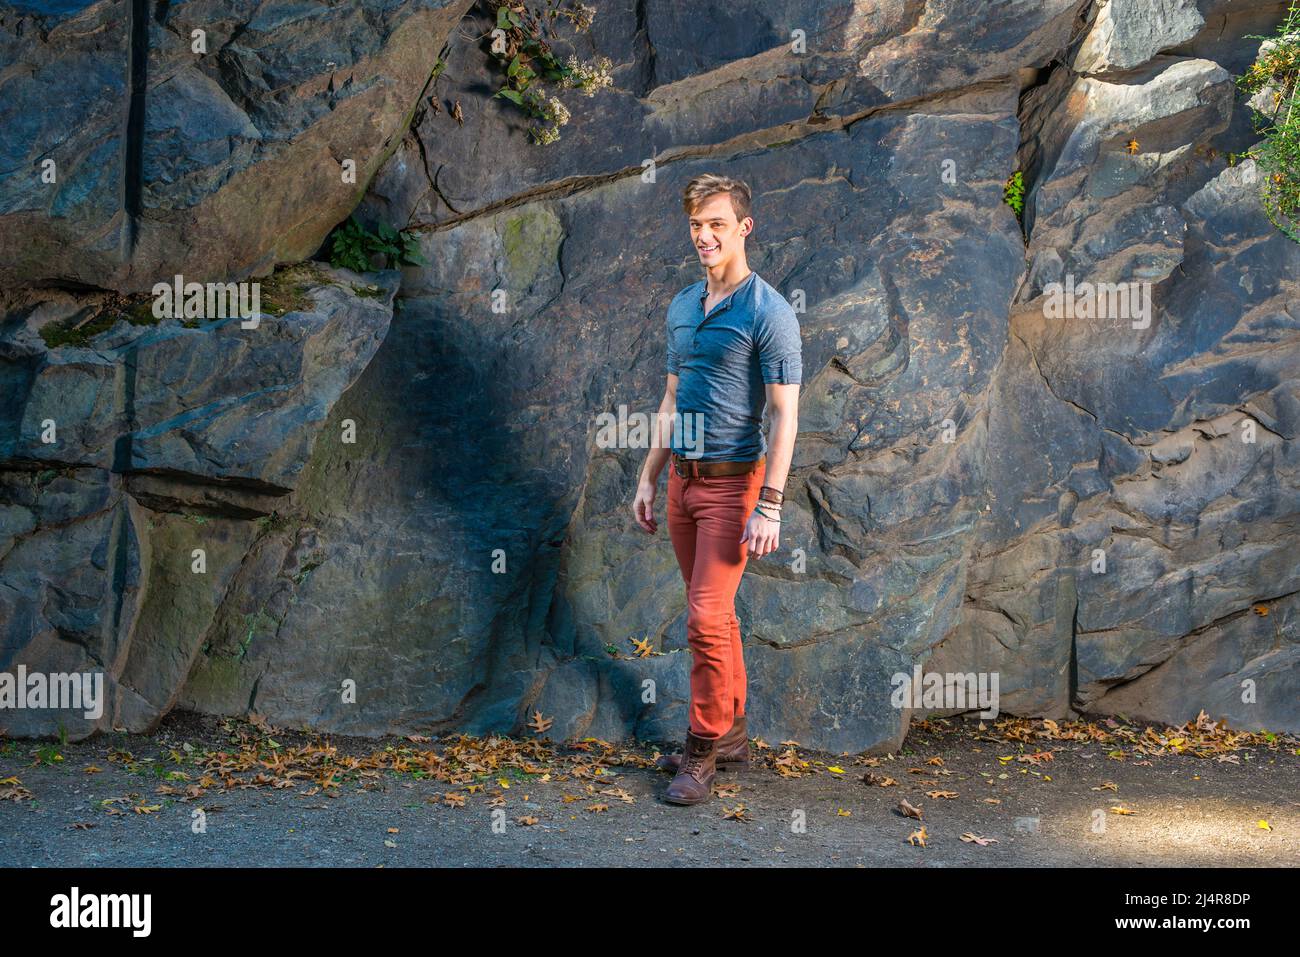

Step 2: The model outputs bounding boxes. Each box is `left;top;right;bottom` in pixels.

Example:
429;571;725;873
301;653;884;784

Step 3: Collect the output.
666;271;802;462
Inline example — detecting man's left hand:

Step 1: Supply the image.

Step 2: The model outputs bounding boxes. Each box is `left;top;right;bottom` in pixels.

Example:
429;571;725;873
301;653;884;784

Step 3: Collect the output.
740;512;779;557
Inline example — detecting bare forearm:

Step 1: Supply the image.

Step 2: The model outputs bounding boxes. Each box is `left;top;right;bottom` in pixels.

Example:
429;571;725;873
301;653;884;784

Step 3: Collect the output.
763;410;797;492
639;389;676;486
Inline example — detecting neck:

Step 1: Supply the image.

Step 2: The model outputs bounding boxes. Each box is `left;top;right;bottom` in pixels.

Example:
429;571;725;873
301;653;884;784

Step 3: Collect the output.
705;257;751;294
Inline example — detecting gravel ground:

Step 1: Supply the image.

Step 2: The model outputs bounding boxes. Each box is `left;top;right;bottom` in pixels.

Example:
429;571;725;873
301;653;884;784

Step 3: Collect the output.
2;712;1297;867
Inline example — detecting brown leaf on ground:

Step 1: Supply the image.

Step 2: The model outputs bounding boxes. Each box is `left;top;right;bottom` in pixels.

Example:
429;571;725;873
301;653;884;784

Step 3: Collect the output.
907;826;927;847
1018;750;1055;765
898;798;924;820
723;804;749;821
960;832;998;846
0;776;33;802
516;815;539;826
863;772;897;787
773;748;811;778
1110;806;1138;815
926;790;959;799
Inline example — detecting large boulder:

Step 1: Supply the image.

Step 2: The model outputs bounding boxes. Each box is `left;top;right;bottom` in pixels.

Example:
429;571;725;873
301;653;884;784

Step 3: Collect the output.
0;0;472;293
1;0;1296;748
0;265;400;738
360;0;1082;227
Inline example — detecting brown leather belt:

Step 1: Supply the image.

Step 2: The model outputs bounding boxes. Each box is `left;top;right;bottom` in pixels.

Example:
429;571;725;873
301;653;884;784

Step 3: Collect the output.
672;454;764;478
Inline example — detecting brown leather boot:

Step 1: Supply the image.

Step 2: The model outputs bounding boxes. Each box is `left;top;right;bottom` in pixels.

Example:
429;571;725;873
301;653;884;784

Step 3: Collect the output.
663;730;718;805
656;713;749;773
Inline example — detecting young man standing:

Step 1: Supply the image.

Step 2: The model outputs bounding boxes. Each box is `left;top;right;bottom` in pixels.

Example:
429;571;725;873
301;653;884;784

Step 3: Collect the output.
632;173;802;806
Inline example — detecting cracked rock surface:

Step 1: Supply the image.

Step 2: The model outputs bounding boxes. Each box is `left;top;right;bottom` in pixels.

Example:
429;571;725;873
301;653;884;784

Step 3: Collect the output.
1;0;1297;748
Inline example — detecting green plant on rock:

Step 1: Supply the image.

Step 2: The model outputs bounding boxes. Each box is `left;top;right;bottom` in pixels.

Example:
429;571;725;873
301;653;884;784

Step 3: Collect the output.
328;216;426;273
484;0;612;145
1003;170;1025;218
1236;1;1300;242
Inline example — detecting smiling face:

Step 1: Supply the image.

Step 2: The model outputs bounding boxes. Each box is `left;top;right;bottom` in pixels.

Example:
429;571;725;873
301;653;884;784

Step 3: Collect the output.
688;192;751;270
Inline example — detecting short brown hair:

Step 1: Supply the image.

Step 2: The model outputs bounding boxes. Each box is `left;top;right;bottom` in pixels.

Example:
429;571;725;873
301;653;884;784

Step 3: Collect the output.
682;173;752;222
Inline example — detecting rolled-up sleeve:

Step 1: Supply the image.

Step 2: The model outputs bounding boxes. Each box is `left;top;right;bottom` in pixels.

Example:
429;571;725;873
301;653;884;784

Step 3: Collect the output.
756;302;802;385
666;302;681;375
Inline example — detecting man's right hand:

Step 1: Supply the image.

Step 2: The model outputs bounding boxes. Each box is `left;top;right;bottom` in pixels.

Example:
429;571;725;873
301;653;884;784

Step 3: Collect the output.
633;479;658;534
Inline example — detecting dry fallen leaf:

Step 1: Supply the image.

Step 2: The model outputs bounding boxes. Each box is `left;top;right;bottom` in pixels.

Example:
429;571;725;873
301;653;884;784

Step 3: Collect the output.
907;826;927;847
516;815;539;826
960;832;998;846
898;798;924;821
722;804;749;821
926;790;959;800
527;710;553;734
1110;806;1137;816
863;772;897;787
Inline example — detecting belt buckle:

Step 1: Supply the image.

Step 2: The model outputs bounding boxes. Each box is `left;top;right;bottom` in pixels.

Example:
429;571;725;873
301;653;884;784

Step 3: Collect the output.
673;455;693;479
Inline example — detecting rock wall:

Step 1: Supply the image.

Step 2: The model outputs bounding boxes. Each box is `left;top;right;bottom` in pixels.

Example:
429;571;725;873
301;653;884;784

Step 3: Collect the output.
1;0;1297;748
0;0;472;291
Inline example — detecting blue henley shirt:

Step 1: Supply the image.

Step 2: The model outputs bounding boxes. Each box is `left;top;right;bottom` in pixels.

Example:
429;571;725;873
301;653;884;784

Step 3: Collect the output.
666;270;803;462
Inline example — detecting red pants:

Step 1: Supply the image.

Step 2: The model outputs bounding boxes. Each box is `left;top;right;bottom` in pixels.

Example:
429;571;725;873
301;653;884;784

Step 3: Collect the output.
667;460;766;739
